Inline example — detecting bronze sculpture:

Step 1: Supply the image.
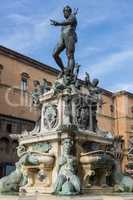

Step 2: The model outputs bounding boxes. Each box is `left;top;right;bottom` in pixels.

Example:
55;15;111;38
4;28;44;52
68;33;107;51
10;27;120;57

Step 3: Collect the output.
53;139;80;195
50;5;78;77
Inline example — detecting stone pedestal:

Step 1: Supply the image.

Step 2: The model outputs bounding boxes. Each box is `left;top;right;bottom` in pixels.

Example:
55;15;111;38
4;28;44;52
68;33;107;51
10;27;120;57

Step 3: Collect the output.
16;87;116;194
0;81;130;195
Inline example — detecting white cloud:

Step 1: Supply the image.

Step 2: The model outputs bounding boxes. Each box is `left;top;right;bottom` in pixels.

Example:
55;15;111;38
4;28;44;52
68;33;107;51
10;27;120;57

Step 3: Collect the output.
76;46;102;60
88;49;133;77
80;16;108;29
110;83;133;92
0;5;62;53
6;14;31;24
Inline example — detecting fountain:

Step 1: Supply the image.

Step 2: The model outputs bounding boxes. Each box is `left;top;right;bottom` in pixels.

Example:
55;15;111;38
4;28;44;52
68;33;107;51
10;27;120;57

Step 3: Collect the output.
0;5;133;196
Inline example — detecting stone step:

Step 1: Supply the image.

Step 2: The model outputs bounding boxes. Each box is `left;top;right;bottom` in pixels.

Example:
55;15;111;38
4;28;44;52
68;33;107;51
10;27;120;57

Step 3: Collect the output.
82;186;114;194
0;194;133;200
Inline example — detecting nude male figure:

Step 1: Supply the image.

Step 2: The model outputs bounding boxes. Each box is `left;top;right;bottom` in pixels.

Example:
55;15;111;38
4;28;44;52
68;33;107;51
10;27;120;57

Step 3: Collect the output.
50;5;78;76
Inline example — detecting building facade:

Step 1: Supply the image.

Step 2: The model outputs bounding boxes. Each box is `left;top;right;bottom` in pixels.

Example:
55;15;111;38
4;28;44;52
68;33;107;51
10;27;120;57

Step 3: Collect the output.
0;45;133;177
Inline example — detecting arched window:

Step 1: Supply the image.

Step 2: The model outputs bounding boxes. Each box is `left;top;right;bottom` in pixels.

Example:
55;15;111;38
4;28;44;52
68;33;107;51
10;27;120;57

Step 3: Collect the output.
0;137;10;153
0;64;4;83
6;123;12;133
131;106;133;118
12;140;18;153
20;72;30;91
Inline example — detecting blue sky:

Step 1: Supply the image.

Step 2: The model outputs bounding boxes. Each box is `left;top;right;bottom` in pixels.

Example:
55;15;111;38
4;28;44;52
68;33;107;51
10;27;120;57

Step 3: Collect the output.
0;0;133;92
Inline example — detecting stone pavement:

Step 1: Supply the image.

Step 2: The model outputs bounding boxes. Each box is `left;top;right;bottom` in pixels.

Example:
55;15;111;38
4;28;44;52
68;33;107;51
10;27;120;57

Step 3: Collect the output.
0;194;133;200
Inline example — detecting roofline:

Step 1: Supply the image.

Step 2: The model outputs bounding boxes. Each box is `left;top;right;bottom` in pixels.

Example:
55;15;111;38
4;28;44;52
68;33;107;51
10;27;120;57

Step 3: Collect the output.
113;90;133;98
0;45;59;75
99;87;113;96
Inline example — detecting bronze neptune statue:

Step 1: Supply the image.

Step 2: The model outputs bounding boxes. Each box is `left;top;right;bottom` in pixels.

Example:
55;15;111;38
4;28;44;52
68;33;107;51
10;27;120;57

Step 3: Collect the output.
50;5;78;77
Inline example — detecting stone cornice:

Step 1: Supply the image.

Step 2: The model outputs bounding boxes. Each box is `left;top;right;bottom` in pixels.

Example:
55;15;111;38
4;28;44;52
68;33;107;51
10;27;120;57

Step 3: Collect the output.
0;113;35;123
113;90;133;98
0;45;59;76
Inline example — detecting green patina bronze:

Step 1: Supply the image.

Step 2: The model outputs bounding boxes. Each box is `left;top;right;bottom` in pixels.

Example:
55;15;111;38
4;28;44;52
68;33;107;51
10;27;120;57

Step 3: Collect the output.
0;145;27;193
0;143;52;193
113;168;133;192
53;139;80;195
32;142;52;153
